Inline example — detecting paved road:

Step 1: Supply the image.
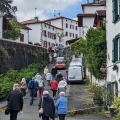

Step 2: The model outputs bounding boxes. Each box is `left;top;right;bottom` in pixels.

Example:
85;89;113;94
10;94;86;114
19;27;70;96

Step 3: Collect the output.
0;63;110;120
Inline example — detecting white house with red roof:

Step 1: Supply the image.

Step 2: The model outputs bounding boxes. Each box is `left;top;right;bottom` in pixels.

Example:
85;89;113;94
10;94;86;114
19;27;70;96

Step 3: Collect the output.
21;15;81;47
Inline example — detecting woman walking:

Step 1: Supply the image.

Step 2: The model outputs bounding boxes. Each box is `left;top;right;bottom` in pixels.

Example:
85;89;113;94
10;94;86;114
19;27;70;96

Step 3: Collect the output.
55;92;68;120
50;78;58;100
44;66;49;79
58;78;67;95
38;77;45;98
20;78;27;99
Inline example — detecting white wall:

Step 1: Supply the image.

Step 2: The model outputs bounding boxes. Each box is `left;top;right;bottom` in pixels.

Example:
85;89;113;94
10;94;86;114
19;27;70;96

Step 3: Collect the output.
106;0;120;91
84;6;106;13
49;18;62;28
26;23;40;44
0;17;3;38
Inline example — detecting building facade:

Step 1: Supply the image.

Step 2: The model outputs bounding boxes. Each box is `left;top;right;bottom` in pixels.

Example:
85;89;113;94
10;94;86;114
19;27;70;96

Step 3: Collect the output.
106;0;120;97
21;16;81;47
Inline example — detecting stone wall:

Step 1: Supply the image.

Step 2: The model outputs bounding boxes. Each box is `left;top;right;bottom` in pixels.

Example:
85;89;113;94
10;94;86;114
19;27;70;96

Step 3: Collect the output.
0;39;47;74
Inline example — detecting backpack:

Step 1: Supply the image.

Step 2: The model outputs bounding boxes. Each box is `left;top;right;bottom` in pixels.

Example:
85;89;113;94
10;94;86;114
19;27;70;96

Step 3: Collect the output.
39;82;43;88
29;81;34;89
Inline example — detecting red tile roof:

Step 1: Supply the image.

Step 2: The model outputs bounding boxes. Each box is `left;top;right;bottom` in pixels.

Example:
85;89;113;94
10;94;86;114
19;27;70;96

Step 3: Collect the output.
16;22;32;30
20;19;41;25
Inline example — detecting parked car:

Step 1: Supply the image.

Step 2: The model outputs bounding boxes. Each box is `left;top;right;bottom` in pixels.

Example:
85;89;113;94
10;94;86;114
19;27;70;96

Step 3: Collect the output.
55;57;66;69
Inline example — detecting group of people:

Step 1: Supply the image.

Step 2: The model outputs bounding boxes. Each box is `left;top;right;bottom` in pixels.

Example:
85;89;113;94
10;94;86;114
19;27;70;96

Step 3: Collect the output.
6;65;68;120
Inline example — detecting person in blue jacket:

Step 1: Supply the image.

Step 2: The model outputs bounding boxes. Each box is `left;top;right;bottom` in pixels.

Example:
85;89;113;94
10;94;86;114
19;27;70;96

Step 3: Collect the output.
55;92;68;120
28;77;38;105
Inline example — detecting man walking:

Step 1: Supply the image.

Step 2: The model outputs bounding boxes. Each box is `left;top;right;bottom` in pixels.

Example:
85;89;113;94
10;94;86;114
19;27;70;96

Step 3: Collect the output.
6;84;23;120
51;66;57;79
28;77;38;105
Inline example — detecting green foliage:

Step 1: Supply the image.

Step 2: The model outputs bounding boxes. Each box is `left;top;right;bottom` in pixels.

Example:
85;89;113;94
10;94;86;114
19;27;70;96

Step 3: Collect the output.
70;27;106;79
112;97;120;120
0;61;48;99
70;38;86;54
3;20;21;40
0;0;17;19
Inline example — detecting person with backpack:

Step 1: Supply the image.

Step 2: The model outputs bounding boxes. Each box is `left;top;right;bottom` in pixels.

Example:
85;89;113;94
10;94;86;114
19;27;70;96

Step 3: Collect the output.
37;77;45;98
45;72;52;86
28;77;38;105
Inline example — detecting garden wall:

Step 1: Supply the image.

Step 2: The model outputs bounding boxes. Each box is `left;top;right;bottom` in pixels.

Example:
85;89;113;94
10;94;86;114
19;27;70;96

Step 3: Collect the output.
0;38;47;74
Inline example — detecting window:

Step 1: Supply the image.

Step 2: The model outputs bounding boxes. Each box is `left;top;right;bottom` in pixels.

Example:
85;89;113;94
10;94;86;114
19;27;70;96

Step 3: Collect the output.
76;34;78;38
73;25;74;29
73;33;74;38
69;33;71;37
66;23;68;28
76;26;77;30
20;34;24;42
44;30;46;36
66;32;68;36
70;24;71;29
112;33;120;63
49;26;50;29
44;24;46;27
48;32;50;38
112;0;120;23
54;34;56;40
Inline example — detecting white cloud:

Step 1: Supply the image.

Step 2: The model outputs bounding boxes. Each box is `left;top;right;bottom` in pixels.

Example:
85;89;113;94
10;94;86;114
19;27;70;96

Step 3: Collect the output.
12;0;82;22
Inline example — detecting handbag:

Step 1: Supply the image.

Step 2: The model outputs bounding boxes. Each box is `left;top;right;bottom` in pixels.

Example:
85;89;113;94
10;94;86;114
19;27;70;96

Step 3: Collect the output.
5;108;10;115
38;97;44;114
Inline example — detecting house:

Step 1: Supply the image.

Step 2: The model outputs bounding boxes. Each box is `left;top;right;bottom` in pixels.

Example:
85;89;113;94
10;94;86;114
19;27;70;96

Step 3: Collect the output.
94;10;106;28
0;14;11;38
106;0;120;97
16;22;32;44
77;0;106;38
66;38;81;45
21;15;81;47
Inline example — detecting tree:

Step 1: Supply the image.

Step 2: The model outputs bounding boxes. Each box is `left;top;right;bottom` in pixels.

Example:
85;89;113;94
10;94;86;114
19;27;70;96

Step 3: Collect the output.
70;27;106;79
0;0;17;19
3;20;21;40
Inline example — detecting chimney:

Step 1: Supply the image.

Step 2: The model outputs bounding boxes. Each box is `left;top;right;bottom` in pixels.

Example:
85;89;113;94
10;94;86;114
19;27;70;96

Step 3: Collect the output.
94;0;100;4
34;16;38;22
58;13;60;17
54;14;56;18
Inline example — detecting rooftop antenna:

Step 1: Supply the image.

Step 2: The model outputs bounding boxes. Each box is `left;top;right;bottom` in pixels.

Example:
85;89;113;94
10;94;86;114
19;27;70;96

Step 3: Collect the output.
35;8;37;17
54;10;56;15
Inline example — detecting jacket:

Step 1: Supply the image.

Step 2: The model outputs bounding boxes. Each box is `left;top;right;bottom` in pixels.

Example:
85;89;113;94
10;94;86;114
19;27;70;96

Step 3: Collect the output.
38;94;55;118
6;90;23;111
44;68;49;74
37;79;45;88
58;80;67;88
50;80;58;90
51;68;57;74
45;73;52;81
57;74;63;82
35;74;41;81
20;81;27;89
28;80;38;91
55;96;68;114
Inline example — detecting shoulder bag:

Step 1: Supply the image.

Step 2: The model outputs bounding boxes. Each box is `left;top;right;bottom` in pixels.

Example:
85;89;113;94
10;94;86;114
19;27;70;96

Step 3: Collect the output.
38;97;44;114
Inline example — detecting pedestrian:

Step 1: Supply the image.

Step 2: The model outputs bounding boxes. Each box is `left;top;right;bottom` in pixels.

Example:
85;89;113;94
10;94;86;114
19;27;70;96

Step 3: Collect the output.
13;80;19;90
38;77;45;98
28;77;38;105
51;66;57;79
45;72;52;86
57;72;63;83
49;55;52;64
50;78;58;100
20;78;27;99
6;84;23;120
44;66;49;79
38;90;55;120
35;73;41;81
55;92;68;120
53;52;57;62
58;78;67;95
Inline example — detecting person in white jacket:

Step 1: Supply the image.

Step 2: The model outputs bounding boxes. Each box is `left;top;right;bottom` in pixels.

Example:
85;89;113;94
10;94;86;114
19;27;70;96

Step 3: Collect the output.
45;72;52;85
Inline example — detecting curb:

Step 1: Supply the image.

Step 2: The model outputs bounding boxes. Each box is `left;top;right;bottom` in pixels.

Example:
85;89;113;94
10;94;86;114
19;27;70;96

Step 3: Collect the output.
67;106;104;116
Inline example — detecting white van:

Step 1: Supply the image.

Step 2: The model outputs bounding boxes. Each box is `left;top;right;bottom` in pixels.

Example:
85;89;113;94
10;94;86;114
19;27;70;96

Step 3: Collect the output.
67;66;84;83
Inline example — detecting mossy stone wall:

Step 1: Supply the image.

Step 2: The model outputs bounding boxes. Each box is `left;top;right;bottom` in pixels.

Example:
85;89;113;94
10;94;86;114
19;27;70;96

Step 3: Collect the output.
0;39;47;73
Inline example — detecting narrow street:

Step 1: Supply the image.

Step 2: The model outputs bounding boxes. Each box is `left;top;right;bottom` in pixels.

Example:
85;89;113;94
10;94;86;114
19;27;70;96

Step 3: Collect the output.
0;63;109;120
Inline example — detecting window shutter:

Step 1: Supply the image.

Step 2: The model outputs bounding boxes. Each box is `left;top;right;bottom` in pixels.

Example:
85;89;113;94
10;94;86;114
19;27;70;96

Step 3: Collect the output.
115;38;118;61
107;82;111;94
119;0;120;16
112;39;115;62
112;0;115;22
115;81;118;97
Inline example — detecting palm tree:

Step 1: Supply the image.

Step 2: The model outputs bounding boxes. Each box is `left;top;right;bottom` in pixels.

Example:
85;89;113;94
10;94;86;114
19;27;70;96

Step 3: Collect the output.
0;0;17;19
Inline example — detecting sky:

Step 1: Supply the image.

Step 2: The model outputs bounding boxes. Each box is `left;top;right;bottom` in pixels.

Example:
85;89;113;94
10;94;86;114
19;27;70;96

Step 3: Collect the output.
12;0;93;22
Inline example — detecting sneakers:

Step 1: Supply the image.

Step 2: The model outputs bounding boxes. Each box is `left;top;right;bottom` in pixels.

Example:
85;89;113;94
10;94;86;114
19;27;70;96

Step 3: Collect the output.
30;102;33;105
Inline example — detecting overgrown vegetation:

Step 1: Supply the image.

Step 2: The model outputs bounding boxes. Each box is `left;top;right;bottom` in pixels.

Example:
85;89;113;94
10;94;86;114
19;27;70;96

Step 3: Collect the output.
0;61;48;99
3;20;21;40
71;27;106;79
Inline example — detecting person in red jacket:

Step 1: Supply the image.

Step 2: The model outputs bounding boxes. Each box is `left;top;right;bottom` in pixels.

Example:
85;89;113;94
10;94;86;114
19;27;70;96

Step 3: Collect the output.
50;78;58;100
